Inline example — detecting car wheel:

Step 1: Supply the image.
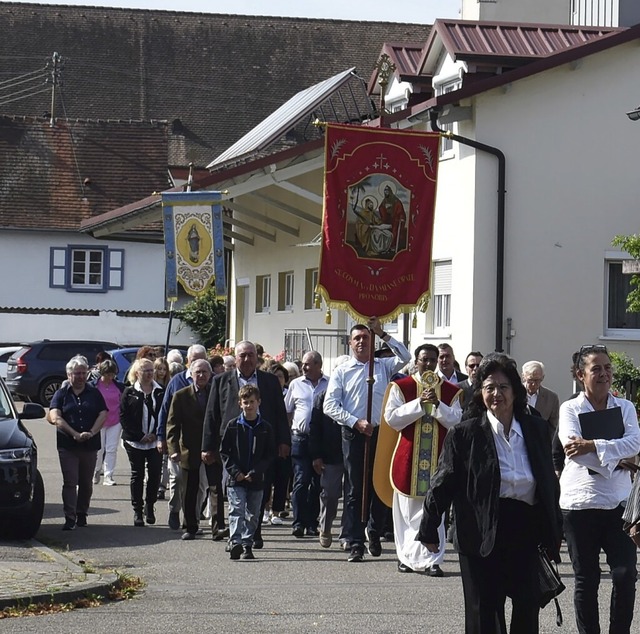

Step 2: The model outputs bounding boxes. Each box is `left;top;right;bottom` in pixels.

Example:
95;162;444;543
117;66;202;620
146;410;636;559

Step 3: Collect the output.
23;470;45;539
0;471;45;540
38;378;64;406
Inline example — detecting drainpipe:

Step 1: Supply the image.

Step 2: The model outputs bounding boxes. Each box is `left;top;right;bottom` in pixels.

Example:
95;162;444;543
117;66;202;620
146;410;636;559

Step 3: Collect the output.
429;108;507;353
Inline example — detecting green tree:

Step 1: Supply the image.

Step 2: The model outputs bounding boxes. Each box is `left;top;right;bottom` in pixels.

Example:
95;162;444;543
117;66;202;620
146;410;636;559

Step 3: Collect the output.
174;287;226;349
612;234;640;312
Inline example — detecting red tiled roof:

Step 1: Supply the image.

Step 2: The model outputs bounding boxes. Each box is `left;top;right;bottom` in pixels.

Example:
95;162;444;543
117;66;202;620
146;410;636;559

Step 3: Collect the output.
419;19;620;72
368;41;428;93
0;116;170;231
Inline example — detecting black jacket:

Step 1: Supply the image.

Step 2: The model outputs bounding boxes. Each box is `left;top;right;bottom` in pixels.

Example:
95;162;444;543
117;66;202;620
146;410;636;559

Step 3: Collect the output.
120;385;165;443
220;414;276;490
202;369;290;455
308;390;343;465
417;412;562;561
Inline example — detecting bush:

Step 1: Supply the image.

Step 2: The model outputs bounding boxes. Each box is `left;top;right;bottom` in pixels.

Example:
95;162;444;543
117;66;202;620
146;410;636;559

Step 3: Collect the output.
174;288;226;349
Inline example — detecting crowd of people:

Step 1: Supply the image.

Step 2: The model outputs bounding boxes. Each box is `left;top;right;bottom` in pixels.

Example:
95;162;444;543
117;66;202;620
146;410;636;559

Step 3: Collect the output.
46;327;640;633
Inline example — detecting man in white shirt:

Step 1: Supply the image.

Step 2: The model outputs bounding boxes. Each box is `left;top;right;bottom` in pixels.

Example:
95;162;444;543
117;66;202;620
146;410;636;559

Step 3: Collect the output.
436;343;468;385
324;317;410;562
285;351;329;538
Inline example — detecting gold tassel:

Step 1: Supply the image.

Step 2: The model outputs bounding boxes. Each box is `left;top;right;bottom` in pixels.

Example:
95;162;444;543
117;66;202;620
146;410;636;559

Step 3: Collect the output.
314;293;321;309
325;308;332;325
412;312;417;328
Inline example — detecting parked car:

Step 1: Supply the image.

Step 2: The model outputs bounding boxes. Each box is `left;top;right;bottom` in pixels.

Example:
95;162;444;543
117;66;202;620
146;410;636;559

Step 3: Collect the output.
0;377;46;539
5;340;120;406
108;347;140;383
0;346;21;380
107;346;190;384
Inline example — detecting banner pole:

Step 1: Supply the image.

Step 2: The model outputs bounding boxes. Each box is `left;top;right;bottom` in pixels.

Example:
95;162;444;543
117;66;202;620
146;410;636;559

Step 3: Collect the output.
361;324;376;522
165;299;174;354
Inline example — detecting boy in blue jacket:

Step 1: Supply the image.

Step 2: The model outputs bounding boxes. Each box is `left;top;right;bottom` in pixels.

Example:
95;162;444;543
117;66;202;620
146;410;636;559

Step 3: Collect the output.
221;384;276;560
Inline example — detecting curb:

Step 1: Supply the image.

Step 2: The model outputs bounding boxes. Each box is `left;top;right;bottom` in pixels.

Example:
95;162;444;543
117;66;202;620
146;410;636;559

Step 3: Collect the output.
0;540;120;610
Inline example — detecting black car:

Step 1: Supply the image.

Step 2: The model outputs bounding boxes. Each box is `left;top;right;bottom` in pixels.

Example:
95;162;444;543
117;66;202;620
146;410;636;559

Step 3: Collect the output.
0;377;46;539
6;340;120;406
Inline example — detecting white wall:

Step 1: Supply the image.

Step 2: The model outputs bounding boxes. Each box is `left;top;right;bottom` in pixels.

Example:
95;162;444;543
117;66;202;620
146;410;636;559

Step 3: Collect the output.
0;310;194;347
1;230;167;311
0;229;198;346
468;40;640;394
462;0;570;23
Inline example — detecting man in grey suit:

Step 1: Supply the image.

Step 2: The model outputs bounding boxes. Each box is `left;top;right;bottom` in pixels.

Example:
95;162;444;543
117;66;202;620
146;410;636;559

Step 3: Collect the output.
522;360;560;434
201;340;290;548
458;351;483;408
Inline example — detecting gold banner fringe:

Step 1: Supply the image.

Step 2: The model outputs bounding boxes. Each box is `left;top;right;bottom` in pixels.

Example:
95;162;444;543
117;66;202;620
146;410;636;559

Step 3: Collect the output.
316;285;431;325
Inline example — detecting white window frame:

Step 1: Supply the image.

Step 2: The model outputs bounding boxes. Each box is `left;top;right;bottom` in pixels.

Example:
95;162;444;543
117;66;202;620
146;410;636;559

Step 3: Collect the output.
304;267;320;311
428;260;452;335
49;245;124;293
604;256;640;339
435;81;460;158
256;274;271;314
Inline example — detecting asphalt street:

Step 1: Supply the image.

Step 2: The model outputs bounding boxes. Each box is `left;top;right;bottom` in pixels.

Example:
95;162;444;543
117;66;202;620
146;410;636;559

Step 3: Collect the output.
0;414;631;633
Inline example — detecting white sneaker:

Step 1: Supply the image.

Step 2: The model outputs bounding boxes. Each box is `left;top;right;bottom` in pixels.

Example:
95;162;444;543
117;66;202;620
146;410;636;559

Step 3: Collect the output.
270;514;284;525
262;511;269;524
93;473;100;485
103;476;116;486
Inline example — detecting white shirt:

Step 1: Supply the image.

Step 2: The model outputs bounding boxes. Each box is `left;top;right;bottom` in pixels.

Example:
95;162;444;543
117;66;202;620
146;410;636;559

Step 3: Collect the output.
384;377;462;433
559;392;640;510
486;411;537;506
284;374;329;434
124;381;162;451
324;336;411;428
527;392;538;409
436;368;462;385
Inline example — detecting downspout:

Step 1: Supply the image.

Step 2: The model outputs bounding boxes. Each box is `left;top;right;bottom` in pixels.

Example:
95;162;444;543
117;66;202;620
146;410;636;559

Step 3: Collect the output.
429;108;507;353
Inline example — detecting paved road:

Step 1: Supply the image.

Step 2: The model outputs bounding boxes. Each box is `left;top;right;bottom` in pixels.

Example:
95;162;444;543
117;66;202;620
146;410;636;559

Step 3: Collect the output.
1;415;630;632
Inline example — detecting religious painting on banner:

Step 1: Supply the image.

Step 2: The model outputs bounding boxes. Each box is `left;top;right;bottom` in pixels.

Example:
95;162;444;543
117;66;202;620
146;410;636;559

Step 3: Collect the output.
317;123;440;322
162;191;226;302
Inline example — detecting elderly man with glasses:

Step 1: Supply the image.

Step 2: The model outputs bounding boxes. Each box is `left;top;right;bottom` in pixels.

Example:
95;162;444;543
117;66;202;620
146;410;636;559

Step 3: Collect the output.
522;360;560;438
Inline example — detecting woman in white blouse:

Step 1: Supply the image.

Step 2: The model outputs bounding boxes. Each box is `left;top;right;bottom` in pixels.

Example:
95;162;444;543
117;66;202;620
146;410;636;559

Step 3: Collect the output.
120;358;165;527
558;344;640;634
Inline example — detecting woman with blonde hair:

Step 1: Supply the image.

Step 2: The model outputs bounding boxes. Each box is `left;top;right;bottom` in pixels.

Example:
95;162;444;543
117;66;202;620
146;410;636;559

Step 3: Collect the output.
120;358;165;526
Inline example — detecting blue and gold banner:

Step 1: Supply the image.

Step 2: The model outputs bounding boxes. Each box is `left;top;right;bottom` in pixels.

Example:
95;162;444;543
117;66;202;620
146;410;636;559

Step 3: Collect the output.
162;191;226;301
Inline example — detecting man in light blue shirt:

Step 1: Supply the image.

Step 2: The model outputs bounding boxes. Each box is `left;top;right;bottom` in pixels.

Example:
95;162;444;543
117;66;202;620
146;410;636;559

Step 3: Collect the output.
324;317;410;562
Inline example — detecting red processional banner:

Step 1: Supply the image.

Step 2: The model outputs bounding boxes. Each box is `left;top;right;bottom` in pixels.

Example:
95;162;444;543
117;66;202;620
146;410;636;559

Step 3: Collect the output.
317;123;440;322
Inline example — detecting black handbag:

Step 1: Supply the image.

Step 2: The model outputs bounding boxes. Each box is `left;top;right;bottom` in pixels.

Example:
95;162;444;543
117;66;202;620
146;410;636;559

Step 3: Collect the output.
538;545;565;626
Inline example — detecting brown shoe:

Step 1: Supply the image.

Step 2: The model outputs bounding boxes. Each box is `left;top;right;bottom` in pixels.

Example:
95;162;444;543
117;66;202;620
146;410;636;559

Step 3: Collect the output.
319;532;332;548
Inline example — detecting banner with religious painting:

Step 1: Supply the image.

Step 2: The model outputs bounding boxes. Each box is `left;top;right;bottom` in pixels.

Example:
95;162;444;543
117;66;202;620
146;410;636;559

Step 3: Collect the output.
317;123;440;322
162;191;226;301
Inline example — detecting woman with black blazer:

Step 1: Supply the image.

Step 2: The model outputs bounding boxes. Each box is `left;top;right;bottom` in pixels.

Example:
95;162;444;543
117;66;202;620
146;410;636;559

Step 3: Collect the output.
120;358;165;526
417;353;562;634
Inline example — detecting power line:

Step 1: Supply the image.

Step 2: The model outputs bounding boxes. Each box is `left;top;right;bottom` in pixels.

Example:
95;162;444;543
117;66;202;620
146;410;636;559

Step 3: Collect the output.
0;66;47;88
0;87;50;107
0;72;47;94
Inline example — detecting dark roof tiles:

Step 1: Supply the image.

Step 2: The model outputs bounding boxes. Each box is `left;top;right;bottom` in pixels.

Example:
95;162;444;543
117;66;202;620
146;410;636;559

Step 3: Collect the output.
0;2;431;167
0;116;169;231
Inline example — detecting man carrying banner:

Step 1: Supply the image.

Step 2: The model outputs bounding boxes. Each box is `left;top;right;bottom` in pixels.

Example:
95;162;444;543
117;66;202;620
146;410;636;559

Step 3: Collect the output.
379;343;462;575
323;318;410;562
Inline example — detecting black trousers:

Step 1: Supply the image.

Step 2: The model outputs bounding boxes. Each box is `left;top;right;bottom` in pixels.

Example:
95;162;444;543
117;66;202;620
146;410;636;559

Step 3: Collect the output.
563;506;637;634
459;498;542;634
341;425;386;548
124;443;162;512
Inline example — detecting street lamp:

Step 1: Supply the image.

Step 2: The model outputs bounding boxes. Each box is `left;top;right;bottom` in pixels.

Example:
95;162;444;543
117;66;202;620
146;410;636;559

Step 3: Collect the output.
626;106;640;121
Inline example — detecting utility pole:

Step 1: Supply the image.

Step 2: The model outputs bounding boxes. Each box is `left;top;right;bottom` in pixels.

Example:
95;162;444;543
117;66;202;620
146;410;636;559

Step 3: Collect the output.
47;52;63;127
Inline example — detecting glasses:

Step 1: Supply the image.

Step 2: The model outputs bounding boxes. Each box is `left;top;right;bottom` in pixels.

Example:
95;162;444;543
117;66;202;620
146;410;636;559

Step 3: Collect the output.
579;344;608;355
481;383;512;394
467;363;480;369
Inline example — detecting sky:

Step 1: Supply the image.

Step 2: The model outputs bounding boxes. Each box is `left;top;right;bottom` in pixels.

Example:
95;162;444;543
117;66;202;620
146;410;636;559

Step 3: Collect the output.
10;0;461;23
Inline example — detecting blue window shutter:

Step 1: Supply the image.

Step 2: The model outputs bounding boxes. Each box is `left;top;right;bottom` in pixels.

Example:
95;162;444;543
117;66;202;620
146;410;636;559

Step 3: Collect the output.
108;249;125;290
50;247;67;288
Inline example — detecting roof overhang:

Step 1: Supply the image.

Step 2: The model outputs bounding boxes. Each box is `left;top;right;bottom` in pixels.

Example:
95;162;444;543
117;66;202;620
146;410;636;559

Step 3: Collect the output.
80;139;325;245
